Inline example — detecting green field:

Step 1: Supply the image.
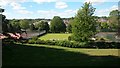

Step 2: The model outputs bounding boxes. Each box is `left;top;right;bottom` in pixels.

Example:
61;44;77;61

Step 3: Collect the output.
3;43;120;67
39;33;71;40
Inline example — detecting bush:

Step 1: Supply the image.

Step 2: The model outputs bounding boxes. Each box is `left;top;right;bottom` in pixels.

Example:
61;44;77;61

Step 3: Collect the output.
45;40;56;45
68;36;72;41
88;42;120;48
28;39;35;44
31;36;38;40
27;38;120;48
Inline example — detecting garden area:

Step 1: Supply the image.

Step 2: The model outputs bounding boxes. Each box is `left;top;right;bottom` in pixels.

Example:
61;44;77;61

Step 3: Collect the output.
1;2;120;67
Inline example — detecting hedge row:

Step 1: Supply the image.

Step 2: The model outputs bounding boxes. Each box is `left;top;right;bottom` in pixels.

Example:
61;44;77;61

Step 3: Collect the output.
27;39;120;48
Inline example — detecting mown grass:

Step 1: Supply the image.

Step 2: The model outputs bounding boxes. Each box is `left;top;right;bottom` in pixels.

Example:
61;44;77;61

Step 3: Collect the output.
39;33;71;40
3;43;120;67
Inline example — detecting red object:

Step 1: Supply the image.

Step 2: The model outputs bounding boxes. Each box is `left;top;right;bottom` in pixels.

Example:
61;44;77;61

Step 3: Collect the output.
0;34;7;39
8;33;21;39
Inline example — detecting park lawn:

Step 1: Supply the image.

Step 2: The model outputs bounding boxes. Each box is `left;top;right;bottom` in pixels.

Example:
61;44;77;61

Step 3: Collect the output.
3;43;120;67
39;33;71;40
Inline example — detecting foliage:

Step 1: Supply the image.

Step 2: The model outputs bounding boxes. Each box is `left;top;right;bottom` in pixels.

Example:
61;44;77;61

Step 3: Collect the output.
100;22;109;29
29;23;35;31
66;19;74;33
35;21;49;32
1;11;9;33
31;36;38;40
2;18;9;32
72;2;97;42
109;10;120;30
1;8;21;33
27;38;120;48
19;20;29;30
9;19;21;32
50;16;66;33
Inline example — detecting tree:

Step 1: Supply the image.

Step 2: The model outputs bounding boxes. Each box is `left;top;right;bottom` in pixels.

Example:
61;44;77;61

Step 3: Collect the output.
50;16;66;33
10;19;21;32
2;17;9;33
66;19;74;33
109;10;120;37
1;8;9;33
29;23;35;31
72;2;97;42
35;21;49;32
100;22;110;32
100;22;109;29
19;20;29;30
1;8;21;33
109;10;120;29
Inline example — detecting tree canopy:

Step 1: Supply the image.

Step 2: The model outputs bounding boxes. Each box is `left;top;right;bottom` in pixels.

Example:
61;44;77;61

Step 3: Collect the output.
50;16;66;33
109;10;120;30
72;2;97;42
19;20;29;30
35;20;49;32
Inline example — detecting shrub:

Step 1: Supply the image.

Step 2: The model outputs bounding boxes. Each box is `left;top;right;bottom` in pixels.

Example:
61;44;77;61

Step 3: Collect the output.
36;40;46;44
28;39;35;44
45;40;56;45
31;36;38;40
27;38;120;48
68;36;72;41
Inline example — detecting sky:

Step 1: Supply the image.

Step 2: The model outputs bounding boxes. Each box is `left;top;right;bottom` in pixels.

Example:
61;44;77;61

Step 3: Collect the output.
0;0;119;19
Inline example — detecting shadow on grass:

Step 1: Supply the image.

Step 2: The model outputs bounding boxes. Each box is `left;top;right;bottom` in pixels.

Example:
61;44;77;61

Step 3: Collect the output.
2;43;120;67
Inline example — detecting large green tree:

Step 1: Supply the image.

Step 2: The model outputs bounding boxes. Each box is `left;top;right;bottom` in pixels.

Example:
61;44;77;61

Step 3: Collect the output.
10;19;21;32
19;20;29;30
1;8;9;33
72;2;97;42
109;10;120;30
29;23;35;31
50;16;66;33
35;21;49;32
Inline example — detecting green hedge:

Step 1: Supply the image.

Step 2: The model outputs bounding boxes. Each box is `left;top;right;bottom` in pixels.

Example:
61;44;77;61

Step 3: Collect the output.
89;42;120;48
26;36;120;48
28;39;91;48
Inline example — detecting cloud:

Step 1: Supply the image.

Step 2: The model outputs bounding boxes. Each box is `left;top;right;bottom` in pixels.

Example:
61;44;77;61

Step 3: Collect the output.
33;0;68;9
84;0;119;3
110;5;118;11
0;0;27;6
84;0;106;3
55;2;68;9
37;9;77;19
10;2;33;15
33;0;56;4
84;0;107;5
18;10;33;14
10;2;26;10
95;5;118;16
84;0;119;5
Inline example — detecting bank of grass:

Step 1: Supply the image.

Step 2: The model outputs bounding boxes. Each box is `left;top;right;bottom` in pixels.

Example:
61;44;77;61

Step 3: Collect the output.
39;33;71;40
27;44;119;56
3;43;120;67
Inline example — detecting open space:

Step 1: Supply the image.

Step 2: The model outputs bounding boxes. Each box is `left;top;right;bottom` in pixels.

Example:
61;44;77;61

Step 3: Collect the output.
39;33;71;40
3;43;120;67
1;1;120;67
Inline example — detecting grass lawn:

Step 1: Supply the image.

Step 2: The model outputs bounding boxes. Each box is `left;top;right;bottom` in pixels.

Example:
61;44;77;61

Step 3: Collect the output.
39;33;71;40
3;43;120;67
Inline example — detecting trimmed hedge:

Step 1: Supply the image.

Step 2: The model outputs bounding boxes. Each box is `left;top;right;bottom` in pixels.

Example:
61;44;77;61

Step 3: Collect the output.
89;42;120;48
27;38;120;48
